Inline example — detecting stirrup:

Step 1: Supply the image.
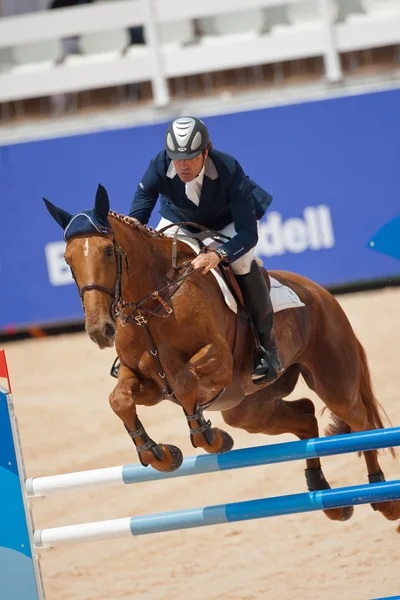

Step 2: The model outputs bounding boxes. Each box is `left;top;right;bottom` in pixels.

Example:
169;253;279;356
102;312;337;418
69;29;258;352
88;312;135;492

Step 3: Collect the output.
252;346;283;384
251;348;270;383
110;357;120;379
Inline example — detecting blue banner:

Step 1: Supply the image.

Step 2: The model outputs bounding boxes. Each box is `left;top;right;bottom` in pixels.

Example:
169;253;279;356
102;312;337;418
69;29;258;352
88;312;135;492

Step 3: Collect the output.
1;88;399;331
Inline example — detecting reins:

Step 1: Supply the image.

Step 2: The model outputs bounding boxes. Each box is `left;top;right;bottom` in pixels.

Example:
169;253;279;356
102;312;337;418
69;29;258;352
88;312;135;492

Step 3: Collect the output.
112;259;195;326
113;221;231;322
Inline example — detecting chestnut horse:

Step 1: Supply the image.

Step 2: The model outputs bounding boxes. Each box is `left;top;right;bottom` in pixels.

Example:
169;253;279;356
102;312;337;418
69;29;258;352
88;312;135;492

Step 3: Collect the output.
44;185;400;525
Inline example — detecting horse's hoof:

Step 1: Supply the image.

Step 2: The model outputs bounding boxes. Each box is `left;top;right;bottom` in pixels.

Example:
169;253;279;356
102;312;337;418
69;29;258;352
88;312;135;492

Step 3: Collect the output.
323;506;354;522
305;467;354;522
372;499;400;521
201;428;234;454
163;444;184;472
339;506;354;521
218;429;234;454
144;443;183;472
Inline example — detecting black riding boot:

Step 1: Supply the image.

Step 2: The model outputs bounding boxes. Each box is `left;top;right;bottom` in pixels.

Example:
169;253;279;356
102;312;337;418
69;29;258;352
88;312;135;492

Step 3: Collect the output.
236;261;284;384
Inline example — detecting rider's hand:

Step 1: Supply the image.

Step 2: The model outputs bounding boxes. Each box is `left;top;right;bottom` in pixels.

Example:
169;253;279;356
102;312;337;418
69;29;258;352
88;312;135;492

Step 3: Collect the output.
191;252;221;275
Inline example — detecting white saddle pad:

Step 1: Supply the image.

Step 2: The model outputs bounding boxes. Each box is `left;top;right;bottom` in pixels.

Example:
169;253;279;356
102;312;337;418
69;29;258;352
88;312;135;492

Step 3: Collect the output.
178;237;305;314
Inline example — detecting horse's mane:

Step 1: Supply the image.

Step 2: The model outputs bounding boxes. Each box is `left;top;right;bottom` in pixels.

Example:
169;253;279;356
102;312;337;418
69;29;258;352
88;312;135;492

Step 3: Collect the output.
108;212;195;260
108;211;165;239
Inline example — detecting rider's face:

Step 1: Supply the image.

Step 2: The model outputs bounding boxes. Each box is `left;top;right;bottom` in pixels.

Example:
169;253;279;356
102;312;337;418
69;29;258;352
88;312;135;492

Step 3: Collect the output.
173;150;208;183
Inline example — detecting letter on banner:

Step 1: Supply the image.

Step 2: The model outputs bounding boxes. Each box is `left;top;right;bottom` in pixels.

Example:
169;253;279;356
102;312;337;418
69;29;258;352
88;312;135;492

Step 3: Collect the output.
257;212;285;256
282;218;308;253
317;205;335;249
45;241;73;286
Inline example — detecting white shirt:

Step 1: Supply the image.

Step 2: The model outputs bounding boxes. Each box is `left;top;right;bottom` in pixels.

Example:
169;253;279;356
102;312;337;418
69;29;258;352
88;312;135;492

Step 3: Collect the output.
185;165;205;206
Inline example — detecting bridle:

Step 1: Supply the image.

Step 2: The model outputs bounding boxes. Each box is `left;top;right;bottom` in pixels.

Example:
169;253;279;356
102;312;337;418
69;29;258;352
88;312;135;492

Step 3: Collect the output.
69;231;126;316
69;230;195;324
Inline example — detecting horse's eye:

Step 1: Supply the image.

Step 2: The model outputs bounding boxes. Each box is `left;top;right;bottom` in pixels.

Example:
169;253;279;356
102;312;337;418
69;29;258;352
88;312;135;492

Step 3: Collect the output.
104;246;114;257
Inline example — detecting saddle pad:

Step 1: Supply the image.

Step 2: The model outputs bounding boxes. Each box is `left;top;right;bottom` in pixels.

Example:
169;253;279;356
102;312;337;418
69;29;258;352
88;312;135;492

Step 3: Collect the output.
177;236;305;314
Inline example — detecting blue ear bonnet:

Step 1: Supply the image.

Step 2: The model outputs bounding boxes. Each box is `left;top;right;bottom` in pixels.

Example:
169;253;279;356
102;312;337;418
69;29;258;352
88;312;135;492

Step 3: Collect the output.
63;209;111;241
43;184;112;241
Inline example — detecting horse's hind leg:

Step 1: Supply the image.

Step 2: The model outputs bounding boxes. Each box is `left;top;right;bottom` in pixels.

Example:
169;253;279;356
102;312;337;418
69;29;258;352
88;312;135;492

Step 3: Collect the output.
222;366;353;522
317;394;399;521
356;344;400;521
302;341;400;523
109;364;183;472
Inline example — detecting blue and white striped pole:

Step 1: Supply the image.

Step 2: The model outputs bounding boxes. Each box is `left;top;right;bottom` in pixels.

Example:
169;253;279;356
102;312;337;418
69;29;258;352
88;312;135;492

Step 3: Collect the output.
26;427;400;497
34;480;400;548
34;479;400;547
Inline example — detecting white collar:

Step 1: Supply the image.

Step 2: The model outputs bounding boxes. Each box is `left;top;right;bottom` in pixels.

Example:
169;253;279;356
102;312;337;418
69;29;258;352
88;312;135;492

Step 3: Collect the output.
187;164;205;188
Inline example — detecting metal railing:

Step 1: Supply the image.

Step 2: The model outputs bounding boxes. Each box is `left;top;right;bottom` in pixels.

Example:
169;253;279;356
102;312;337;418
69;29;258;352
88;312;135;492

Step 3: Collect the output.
0;0;399;107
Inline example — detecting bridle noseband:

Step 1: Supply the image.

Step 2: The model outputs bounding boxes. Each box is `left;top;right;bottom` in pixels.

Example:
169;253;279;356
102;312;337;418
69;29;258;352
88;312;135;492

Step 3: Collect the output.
79;283;116;303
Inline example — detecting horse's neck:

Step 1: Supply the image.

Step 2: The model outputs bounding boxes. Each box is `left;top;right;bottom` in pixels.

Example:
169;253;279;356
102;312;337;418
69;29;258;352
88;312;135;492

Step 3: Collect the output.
114;222;170;297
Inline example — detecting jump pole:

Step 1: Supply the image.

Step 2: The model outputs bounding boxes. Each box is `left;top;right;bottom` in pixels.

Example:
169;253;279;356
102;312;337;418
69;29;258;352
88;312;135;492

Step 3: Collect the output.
26;427;400;497
34;479;400;549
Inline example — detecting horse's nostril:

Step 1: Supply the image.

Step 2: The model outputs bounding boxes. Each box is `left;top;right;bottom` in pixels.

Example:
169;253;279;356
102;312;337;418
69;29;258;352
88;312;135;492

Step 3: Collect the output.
104;323;116;339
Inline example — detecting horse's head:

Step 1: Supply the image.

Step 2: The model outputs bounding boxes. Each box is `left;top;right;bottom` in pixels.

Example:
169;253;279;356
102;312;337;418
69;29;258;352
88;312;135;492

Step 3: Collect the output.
44;184;119;349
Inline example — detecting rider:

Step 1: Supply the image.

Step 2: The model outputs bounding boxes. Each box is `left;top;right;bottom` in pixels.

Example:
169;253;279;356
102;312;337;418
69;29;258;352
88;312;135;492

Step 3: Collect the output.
129;116;283;383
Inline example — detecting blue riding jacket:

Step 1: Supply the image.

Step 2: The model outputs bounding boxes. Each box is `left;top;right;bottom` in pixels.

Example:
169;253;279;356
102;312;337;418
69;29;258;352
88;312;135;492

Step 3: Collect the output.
129;149;273;262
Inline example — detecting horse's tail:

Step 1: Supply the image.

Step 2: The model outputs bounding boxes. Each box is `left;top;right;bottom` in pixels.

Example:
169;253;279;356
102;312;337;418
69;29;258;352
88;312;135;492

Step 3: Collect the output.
325;413;351;437
357;341;395;456
325;341;394;456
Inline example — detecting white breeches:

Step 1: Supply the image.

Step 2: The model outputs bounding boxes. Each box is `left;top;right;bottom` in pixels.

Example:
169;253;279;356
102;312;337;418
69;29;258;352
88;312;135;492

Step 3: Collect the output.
156;217;257;275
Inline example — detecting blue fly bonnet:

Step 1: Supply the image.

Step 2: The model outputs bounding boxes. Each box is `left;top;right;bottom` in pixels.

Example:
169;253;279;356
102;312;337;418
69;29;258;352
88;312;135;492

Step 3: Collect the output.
62;209;111;241
43;184;111;241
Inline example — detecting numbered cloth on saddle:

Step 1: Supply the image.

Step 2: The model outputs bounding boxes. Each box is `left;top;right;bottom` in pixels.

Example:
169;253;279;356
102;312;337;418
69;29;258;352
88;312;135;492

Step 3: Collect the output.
178;237;305;314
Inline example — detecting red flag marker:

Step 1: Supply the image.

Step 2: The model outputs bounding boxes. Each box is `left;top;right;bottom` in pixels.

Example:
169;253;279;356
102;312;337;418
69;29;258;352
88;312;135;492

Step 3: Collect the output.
0;350;11;392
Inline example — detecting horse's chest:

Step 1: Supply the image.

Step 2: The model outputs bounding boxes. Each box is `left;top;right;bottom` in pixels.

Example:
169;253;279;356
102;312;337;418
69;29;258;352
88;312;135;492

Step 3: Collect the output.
116;341;152;377
137;353;157;378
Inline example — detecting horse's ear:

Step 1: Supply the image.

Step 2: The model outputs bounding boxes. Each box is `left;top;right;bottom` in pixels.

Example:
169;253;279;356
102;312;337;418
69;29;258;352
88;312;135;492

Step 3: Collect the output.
43;198;72;230
94;184;110;219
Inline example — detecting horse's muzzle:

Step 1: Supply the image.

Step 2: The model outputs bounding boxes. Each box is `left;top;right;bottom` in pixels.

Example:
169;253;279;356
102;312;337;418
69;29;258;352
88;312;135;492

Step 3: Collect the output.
87;321;116;349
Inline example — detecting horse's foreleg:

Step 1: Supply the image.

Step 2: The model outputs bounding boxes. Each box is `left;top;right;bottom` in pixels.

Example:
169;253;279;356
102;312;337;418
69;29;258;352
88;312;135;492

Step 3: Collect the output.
174;342;234;454
109;364;183;472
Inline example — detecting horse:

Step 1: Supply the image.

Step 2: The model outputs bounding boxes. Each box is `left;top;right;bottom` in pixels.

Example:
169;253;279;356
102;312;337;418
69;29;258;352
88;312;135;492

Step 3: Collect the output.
44;184;400;525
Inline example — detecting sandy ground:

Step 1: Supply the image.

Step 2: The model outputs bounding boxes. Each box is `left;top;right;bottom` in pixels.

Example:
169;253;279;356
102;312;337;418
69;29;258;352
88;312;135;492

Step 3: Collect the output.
3;287;400;600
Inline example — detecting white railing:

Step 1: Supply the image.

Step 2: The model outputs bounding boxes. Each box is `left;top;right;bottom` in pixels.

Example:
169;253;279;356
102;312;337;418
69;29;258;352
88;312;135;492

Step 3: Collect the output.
0;0;399;107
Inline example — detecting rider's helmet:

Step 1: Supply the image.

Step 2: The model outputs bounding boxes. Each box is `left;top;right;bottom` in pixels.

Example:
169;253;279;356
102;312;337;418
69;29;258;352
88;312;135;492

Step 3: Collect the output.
165;116;211;161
